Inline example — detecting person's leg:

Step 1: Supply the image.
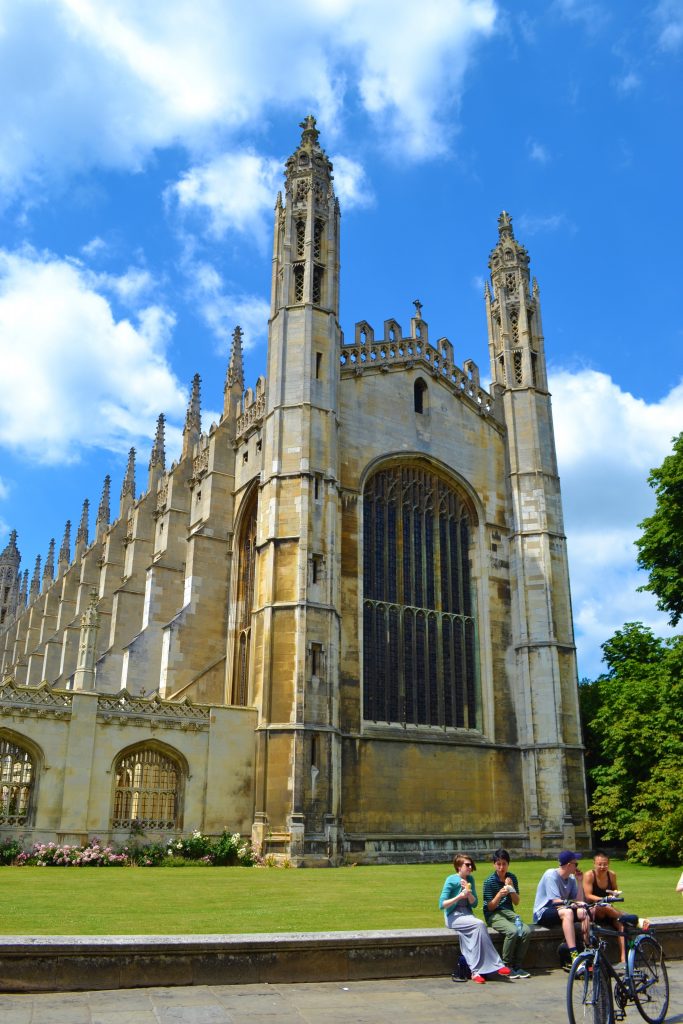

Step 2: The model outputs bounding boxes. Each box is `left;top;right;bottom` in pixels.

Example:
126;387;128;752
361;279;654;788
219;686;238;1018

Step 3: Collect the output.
558;906;577;948
487;909;518;966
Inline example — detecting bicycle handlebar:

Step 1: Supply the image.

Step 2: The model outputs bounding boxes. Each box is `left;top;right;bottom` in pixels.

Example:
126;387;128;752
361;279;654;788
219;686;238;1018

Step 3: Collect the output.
563;896;624;908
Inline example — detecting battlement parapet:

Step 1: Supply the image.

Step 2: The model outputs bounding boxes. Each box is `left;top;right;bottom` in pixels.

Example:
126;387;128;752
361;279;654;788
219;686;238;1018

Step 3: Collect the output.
235;375;266;441
341;318;494;416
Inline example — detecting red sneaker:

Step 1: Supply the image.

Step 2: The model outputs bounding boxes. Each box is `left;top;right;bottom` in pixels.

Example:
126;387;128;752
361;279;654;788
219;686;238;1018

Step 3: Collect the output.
498;966;511;976
472;974;486;984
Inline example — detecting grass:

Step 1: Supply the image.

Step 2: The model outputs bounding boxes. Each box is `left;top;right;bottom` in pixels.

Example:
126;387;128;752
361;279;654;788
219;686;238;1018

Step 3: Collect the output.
0;860;680;936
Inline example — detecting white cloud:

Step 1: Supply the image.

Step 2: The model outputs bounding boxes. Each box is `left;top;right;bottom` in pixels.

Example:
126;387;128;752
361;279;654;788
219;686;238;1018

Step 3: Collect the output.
528;139;550;164
653;0;683;51
615;71;641;94
168;152;282;246
553;0;610;33
550;367;683;677
183;258;269;352
331;0;497;157
0;247;187;463
517;212;574;235
81;236;107;259
0;0;498;200
0;477;9;501
330;155;374;210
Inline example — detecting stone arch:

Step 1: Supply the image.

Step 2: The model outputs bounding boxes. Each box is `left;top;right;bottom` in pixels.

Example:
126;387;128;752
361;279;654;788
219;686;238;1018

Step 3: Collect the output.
383;319;402;344
110;739;188;832
414;377;428;414
355;320;375;346
229;481;259;706
360;456;482;731
0;729;43;827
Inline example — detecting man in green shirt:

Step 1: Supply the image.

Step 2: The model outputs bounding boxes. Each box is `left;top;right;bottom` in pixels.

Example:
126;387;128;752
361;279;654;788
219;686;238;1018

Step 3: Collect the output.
483;848;532;978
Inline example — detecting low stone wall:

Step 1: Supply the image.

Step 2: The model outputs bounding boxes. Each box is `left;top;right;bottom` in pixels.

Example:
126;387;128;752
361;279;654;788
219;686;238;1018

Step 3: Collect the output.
1;919;681;993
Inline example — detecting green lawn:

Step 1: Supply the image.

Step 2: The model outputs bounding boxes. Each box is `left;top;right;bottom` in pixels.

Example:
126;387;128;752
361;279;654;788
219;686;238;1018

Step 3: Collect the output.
0;860;680;936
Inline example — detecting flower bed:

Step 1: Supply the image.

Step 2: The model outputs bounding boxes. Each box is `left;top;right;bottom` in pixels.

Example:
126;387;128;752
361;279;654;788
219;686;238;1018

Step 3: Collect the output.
1;829;258;867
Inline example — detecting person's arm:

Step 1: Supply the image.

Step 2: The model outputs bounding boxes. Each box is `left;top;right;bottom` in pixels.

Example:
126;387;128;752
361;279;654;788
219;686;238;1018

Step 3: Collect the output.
468;877;479;909
574;868;584;900
583;869;599;903
440;876;472;911
676;871;683;893
506;873;520;907
543;872;565;905
485;874;518;913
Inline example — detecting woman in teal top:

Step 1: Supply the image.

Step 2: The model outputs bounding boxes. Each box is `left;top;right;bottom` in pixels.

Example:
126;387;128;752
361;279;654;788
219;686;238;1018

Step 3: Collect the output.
439;853;510;983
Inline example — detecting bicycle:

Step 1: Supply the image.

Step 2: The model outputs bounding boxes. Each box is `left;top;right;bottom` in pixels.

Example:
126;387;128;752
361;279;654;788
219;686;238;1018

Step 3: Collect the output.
566;896;669;1024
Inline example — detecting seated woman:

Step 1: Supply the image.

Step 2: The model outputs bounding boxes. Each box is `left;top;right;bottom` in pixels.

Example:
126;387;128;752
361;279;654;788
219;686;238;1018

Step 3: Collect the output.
583;850;635;962
439;853;511;984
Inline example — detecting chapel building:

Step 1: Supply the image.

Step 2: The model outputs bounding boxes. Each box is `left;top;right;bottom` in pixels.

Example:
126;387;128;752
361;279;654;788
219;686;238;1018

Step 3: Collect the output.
0;118;590;863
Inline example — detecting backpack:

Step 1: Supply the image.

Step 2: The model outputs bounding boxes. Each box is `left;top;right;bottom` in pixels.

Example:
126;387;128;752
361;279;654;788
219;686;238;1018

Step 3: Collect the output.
451;953;472;982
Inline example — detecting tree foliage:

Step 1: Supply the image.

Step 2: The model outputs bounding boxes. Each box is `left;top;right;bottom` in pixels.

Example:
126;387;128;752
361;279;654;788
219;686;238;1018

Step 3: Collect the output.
636;432;683;626
579;622;683;865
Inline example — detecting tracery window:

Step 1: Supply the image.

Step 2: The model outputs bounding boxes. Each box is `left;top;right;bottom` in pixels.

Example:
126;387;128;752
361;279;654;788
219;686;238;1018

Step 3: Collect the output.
296;218;306;258
313;218;324;260
363;465;479;729
111;746;181;831
293;264;304;302
0;738;34;826
232;492;257;706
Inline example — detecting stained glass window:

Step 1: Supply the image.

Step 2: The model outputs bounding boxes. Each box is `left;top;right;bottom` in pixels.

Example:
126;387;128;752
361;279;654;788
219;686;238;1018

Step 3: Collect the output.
232;493;257;706
362;465;479;728
0;738;33;826
112;747;180;830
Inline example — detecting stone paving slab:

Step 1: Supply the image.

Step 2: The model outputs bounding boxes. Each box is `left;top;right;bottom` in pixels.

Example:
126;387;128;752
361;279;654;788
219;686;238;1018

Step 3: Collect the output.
0;961;681;1024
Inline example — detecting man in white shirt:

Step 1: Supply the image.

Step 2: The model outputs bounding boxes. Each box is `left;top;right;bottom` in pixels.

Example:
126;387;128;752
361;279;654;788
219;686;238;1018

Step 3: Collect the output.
533;851;587;964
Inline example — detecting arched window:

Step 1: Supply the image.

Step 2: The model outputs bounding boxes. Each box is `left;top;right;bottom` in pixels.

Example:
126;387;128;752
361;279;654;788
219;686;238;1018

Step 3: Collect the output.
112;746;182;831
414;378;428;414
232;491;258;706
0;737;34;826
362;464;479;729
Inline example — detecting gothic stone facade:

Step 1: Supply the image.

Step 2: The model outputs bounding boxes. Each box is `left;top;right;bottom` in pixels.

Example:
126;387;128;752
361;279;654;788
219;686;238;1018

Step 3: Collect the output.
0;118;590;863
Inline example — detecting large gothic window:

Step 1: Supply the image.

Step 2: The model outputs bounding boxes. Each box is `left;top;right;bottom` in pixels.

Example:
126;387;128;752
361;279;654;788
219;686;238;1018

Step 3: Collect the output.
112;746;181;831
363;464;479;729
232;492;257;706
0;737;34;826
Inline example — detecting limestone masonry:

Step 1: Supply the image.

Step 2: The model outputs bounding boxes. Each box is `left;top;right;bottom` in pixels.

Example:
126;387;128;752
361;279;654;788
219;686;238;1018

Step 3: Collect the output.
0;118;590;864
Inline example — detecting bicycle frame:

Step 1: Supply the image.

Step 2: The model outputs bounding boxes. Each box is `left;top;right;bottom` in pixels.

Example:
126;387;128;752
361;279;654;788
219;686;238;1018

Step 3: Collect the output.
566;898;669;1024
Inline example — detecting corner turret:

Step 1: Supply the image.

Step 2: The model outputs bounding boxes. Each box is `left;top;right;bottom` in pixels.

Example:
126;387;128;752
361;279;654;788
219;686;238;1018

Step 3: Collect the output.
486;211;548;393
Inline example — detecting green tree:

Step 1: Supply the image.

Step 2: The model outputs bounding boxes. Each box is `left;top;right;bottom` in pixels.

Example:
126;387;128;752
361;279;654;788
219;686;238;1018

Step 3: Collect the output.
583;622;683;865
636;432;683;625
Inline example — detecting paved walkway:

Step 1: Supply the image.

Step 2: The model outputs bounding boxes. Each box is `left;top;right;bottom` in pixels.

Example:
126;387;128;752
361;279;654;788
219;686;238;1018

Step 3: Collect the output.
1;961;681;1024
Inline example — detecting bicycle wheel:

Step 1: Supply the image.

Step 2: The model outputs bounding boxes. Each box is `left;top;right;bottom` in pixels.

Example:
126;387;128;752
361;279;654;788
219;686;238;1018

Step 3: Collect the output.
629;934;669;1024
567;954;613;1024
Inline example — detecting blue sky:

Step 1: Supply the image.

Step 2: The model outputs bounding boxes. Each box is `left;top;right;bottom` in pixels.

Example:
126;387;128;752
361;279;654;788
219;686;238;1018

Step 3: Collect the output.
0;0;681;679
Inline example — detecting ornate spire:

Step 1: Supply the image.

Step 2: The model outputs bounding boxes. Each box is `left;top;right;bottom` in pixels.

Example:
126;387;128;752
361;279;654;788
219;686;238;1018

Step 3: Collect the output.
0;529;20;568
96;475;111;530
299;114;320;147
226;326;244;392
42;538;55;590
0;530;21;626
182;374;202;457
73;588;100;691
76;498;90;550
19;569;28;607
497;209;514;240
29;555;41;600
58;520;71;573
119;448;136;516
149;414;166;472
486;210;546;393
